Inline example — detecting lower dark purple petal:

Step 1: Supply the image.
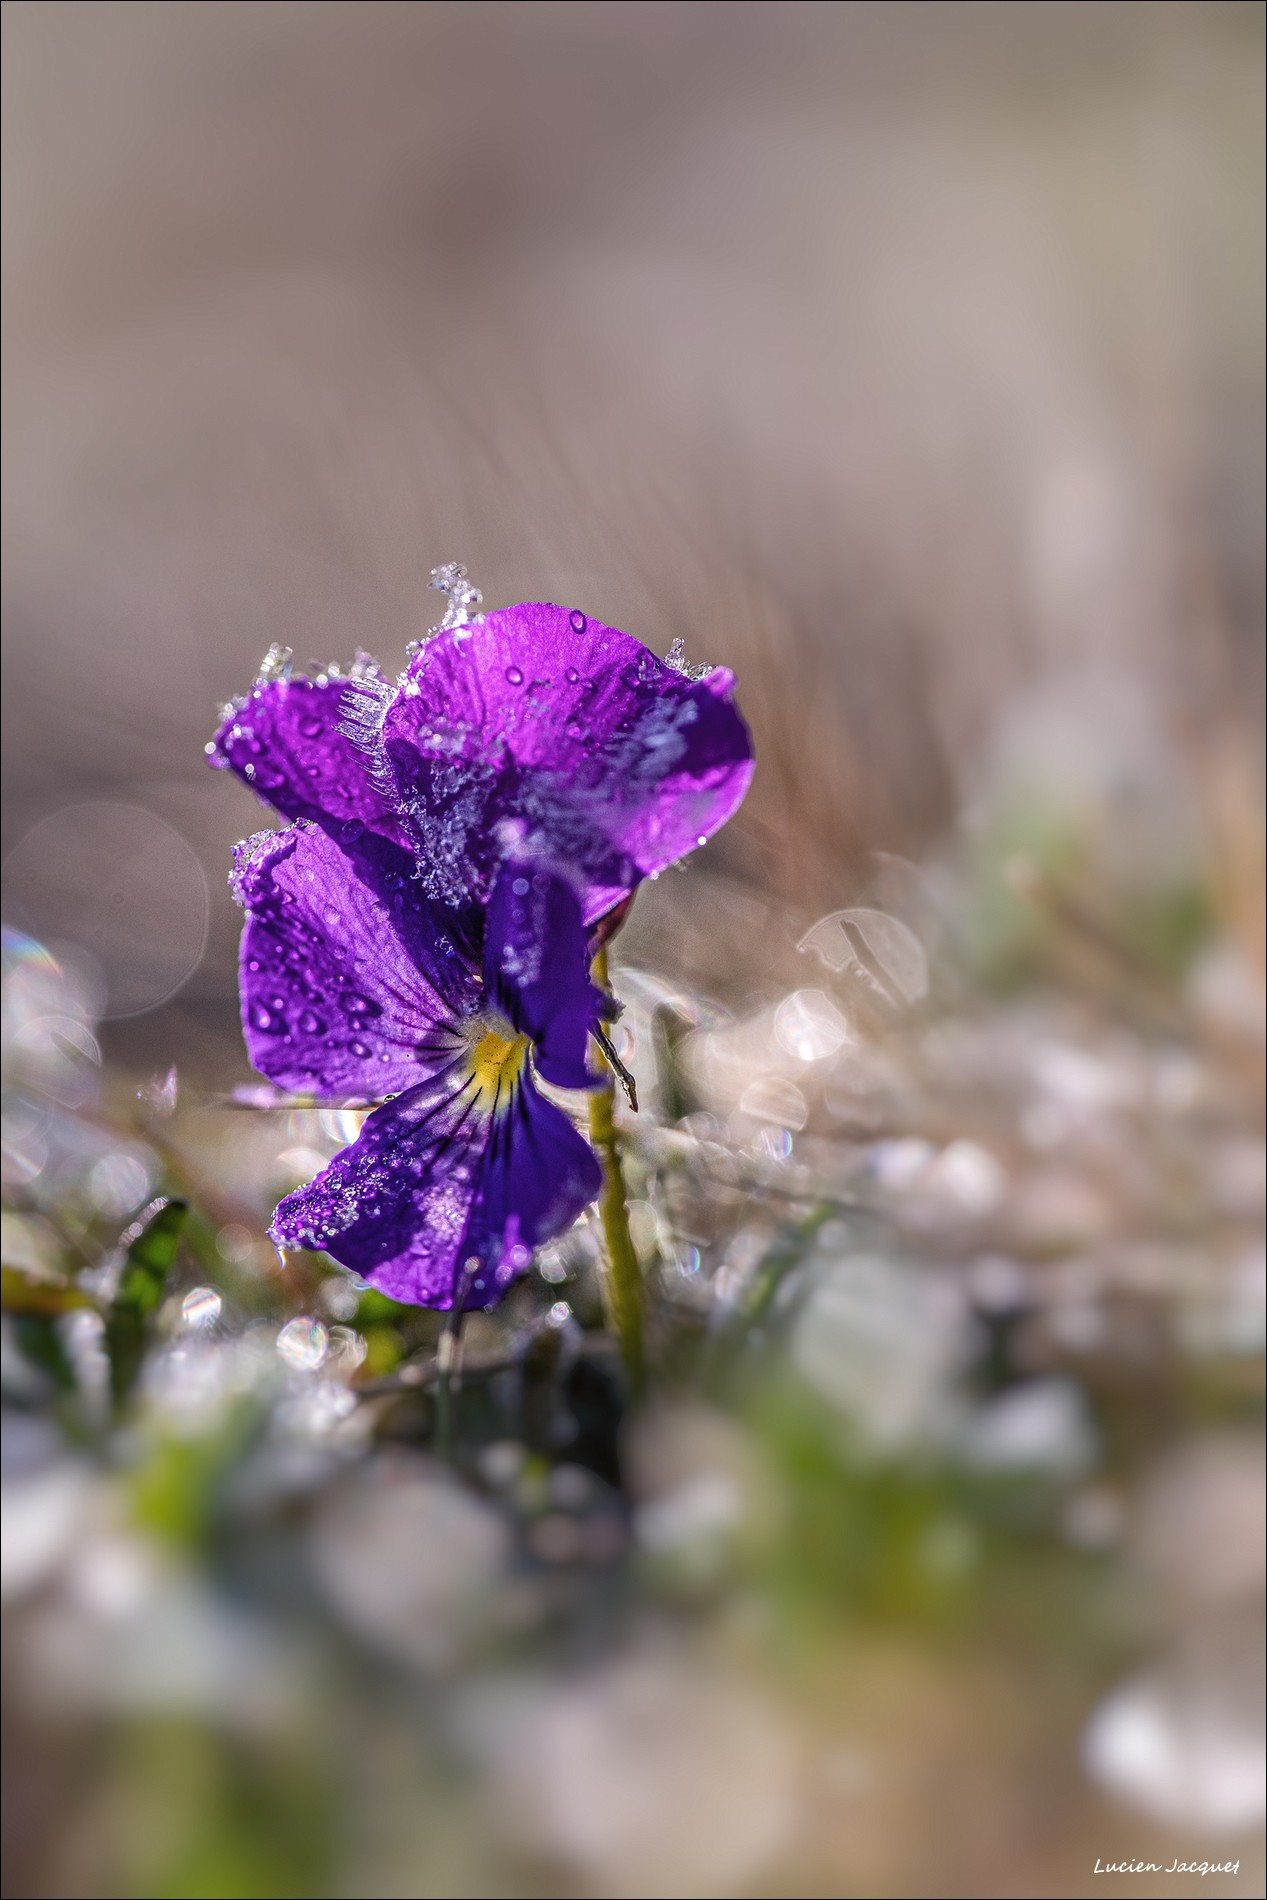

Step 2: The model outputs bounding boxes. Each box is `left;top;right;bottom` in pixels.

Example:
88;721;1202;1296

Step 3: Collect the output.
271;1066;488;1306
234;823;479;1100
462;1072;603;1294
484;862;604;1092
210;672;413;852
271;1064;601;1309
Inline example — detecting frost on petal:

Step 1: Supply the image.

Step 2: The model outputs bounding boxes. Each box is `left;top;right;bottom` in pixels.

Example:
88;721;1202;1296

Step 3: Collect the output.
382;602;754;922
234;824;478;1100
208;672;413;852
272;1064;601;1309
484;862;604;1091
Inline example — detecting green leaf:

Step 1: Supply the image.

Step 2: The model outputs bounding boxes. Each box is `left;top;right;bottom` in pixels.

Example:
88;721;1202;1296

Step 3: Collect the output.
106;1198;189;1410
1;1264;92;1315
12;1312;77;1389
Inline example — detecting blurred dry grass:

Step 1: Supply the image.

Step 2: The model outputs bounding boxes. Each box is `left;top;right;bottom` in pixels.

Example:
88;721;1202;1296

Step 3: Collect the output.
3;0;1262;1070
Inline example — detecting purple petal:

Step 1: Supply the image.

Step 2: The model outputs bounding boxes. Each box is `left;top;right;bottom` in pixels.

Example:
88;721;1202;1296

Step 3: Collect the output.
382;603;754;921
234;823;478;1100
272;1063;601;1309
484;861;604;1091
209;672;412;852
466;1067;603;1282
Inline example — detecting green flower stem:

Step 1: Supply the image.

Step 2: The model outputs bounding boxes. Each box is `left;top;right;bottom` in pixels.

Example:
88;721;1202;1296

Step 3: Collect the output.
589;948;645;1393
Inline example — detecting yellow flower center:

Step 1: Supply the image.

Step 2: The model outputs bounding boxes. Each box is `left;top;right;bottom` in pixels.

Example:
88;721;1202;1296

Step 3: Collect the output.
464;1015;531;1109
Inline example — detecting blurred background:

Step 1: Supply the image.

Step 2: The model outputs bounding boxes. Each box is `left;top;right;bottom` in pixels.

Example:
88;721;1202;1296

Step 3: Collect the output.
2;3;1263;1896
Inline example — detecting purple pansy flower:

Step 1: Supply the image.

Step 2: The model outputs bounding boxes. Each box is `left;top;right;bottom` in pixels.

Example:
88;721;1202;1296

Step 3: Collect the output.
210;601;753;925
232;820;604;1307
210;594;754;1307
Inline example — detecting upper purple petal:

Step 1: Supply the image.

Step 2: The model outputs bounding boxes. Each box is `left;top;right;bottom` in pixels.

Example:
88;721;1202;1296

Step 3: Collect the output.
272;1063;601;1308
209;672;412;852
382;603;754;922
233;823;478;1100
484;861;604;1092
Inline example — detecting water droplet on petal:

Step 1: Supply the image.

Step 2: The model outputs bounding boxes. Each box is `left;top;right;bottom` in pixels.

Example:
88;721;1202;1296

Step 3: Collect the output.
298;1009;327;1036
505;665;524;686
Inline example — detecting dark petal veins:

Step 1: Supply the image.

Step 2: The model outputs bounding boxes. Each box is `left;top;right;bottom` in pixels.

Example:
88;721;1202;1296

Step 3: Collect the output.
272;1065;601;1309
382;603;754;922
209;673;412;851
484;861;604;1092
234;823;479;1099
461;1070;603;1288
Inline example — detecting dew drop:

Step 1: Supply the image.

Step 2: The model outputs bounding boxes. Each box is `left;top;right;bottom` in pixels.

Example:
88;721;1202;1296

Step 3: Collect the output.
298;714;325;737
181;1286;222;1329
349;1039;371;1059
298;1009;327;1036
505;665;524;686
276;1315;328;1372
569;611;587;635
565;666;580;684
